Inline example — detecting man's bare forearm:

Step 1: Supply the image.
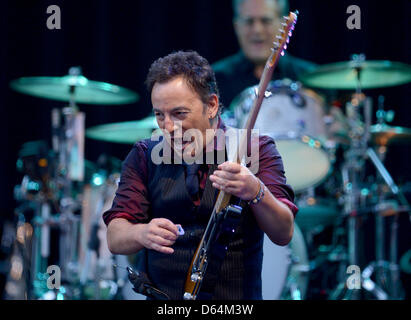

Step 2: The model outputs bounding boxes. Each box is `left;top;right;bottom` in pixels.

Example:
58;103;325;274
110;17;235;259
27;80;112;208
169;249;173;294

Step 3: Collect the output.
250;186;294;246
107;218;145;255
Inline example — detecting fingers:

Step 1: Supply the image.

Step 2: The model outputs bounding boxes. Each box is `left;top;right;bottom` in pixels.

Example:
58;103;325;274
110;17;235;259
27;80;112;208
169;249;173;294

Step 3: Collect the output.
210;162;259;200
210;172;239;190
149;234;176;248
144;218;180;254
155;218;179;237
212;169;237;181
150;242;175;254
218;161;242;173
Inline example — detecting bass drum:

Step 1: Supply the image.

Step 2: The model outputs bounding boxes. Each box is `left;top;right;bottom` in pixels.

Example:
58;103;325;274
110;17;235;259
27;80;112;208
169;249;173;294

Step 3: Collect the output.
262;223;309;300
228;79;332;193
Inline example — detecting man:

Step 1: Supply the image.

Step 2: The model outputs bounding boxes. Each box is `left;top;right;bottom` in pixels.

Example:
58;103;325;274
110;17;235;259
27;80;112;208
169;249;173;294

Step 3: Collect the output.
213;0;317;108
103;51;298;300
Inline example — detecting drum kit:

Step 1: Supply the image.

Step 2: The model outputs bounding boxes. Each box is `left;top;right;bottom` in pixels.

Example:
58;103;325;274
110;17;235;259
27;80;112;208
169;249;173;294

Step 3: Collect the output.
6;54;411;300
228;54;411;300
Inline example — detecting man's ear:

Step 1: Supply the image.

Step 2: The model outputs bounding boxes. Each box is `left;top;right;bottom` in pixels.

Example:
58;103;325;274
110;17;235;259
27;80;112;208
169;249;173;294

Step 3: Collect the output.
207;94;219;119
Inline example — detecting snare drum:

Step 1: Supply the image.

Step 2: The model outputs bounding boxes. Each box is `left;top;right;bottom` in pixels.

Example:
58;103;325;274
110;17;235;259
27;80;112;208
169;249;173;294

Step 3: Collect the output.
228;80;332;192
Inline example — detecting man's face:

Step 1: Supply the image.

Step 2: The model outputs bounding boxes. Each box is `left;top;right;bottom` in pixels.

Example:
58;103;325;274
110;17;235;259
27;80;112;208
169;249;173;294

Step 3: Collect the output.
151;76;219;160
234;0;281;65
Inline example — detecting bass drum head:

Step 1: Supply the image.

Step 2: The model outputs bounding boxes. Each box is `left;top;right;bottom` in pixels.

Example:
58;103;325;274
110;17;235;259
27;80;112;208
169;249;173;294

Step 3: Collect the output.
273;137;331;193
262;223;309;300
228;80;332;193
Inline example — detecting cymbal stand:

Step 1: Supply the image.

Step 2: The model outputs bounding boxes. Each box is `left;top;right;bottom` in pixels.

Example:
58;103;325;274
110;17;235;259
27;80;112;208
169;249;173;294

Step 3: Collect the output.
331;54;382;300
52;67;85;287
331;55;409;300
360;94;408;300
363;148;408;299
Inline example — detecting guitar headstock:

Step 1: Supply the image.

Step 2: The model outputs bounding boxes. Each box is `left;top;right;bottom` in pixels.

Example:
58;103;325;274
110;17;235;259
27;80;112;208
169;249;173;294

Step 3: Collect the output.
269;10;298;66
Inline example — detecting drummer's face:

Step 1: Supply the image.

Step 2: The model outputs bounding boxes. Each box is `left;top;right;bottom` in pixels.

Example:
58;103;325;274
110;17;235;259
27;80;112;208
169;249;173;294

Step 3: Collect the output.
234;0;281;65
151;76;219;159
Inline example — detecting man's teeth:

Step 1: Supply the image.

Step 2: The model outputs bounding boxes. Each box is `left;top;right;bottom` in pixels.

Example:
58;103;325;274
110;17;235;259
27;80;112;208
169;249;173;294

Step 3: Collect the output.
173;140;187;149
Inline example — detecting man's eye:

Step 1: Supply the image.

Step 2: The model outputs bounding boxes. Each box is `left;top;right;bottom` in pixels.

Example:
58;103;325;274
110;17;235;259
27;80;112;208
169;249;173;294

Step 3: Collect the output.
243;18;254;26
261;17;274;25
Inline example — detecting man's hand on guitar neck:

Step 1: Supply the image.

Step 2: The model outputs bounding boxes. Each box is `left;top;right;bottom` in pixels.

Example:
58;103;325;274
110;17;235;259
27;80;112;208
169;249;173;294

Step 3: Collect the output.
210;161;294;246
209;161;260;201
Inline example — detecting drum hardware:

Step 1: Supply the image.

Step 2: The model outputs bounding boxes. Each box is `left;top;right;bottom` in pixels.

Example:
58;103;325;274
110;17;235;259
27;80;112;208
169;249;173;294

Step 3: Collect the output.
79;171;120;300
327;54;410;300
10;69;139;299
299;58;411;90
85;116;160;144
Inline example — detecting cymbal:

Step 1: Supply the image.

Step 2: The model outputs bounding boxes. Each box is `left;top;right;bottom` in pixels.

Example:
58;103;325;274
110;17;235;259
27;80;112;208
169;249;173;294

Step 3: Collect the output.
86;116;160;144
371;124;411;146
299;60;411;90
10;75;139;105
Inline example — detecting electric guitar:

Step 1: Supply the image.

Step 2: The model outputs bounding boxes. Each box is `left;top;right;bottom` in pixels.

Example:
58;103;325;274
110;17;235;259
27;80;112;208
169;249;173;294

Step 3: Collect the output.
183;10;299;300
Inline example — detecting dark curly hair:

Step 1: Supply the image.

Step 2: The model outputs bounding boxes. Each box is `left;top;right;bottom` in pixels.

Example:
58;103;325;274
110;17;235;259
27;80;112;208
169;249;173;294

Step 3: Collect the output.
145;50;222;114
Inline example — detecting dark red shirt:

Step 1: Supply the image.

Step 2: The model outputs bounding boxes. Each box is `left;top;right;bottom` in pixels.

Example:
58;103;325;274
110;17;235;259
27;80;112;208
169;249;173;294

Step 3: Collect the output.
103;120;298;226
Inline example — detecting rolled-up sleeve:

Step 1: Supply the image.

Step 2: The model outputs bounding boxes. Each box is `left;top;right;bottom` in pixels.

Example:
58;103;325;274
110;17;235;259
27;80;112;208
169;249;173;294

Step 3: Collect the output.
102;140;151;226
256;135;299;216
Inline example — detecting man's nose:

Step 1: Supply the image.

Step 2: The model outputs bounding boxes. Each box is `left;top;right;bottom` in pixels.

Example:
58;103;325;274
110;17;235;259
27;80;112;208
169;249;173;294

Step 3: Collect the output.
163;115;175;134
251;19;265;33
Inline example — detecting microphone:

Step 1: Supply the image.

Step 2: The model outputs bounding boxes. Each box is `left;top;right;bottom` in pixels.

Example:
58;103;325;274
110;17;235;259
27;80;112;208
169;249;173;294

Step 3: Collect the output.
126;266;170;300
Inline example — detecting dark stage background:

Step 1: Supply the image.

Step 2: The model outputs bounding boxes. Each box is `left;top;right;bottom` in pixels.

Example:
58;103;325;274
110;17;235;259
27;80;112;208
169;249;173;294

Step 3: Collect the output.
0;0;410;298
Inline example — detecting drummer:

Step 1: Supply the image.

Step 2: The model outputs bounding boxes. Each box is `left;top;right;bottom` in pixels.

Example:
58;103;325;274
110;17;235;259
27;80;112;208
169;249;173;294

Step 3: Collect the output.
213;0;317;108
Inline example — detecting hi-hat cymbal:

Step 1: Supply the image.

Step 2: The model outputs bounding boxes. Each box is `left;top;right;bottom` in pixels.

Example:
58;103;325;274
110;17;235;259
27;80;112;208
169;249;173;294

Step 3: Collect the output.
371;124;411;146
10;75;139;105
86;116;160;144
299;60;411;90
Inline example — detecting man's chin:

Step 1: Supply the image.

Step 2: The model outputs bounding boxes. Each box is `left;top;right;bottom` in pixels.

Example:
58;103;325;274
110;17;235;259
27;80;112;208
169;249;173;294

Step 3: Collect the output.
169;144;203;163
244;50;270;65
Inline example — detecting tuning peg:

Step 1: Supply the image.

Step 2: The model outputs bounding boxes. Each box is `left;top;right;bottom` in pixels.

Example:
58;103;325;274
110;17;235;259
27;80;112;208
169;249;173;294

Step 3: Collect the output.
286;37;290;44
281;22;287;27
275;35;283;40
281;51;285;56
283;16;290;21
283;44;287;50
273;41;280;48
288;31;292;37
